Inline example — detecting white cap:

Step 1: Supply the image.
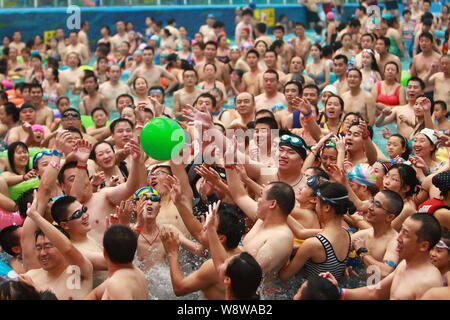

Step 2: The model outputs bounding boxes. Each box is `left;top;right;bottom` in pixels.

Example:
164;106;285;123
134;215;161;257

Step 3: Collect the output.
322;85;338;96
419;128;438;145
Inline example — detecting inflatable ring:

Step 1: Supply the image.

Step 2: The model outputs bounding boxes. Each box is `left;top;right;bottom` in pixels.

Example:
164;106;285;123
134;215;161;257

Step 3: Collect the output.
8;177;40;201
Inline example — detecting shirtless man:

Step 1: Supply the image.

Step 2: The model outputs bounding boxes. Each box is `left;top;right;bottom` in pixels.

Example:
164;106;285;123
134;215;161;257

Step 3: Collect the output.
62;31;89;65
161;204;244;300
281;56;315;87
148;165;190;236
425;55;450;108
256;50;285;93
99;65;131;114
69;138;145;245
342;68;376;126
351;190;403;279
7;103;51;145
79;74;106;116
173;68;202;119
51;196;107;286
354;33;379;69
228;92;256;129
375;77;425;138
110;20;129;55
278;81;303;129
242;49;262;97
292;23;311;64
29;83;53;128
273;25;293;73
59;52;84;94
410;32;442;98
127;46;178;94
375;36;402;80
25;204;93;300
195;41;231;89
255;70;287;112
225;177;294;286
332;55;350;96
336;18;362;47
85;225;148;300
339;213;442;300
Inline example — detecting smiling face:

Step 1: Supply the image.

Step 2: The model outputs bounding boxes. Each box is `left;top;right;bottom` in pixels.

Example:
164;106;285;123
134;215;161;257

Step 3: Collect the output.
320;147;338;171
112;121;133;148
35;234;65;272
325;96;342;120
134;78;148;95
92;109;108;127
383;168;404;195
14;144;29;168
429;242;450;271
235;92;254;116
366;192;391;225
94;142;116;169
412;133;434;158
61;201;91;234
278;145;302;171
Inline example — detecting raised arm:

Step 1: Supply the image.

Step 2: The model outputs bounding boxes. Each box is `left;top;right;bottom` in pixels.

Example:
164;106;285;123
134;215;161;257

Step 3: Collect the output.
105;138;146;206
70;139;92;203
225;165;258;221
26;205;93;280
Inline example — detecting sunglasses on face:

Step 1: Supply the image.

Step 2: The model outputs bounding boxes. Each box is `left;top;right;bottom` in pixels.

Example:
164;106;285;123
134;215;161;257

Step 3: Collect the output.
62;112;80;119
280;134;303;146
60;205;88;223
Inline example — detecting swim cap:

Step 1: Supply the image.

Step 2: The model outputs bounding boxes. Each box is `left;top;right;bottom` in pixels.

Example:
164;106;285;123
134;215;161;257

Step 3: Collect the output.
279;132;308;160
133;187;159;200
347;163;377;187
326;12;335;20
31;124;44;133
419;128;438;145
376;160;394;173
133;49;143;57
418;198;445;214
240;42;253;49
322;84;337;95
432;170;450;194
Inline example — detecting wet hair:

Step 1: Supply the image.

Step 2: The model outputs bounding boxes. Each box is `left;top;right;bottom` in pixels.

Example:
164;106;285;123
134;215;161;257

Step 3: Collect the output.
57;161;77;185
303;84;320;97
273;25;285;33
204;41;218;49
346;68;362;79
434;100;448;117
226;252;262;300
307;167;330;180
182;67;198;79
333;54;348;64
284;80;303;96
2;102;19;123
103;225;137;264
410;213;441;251
255;116;278;130
389;134;411;160
387;164;420;198
264;49;278;60
266;182;295;215
407;76;426;91
15;188;35;219
255;109;275;119
56;96;70;108
254;40;269;51
349;18;361;28
325;94;344;111
377;36;390;48
246;49;259;59
255;22;267;34
115;93;134;107
0;279;41;300
51;195;77;224
385;61;400;73
66;127;83;140
379;190;404;217
419;31;434;42
322;45;333;58
301;275;340;300
194;92;216;109
209;87;224;101
317;182;354;215
90;106;108;118
0;225;21;256
7;142;30;175
109;117;134;135
217;204;245;249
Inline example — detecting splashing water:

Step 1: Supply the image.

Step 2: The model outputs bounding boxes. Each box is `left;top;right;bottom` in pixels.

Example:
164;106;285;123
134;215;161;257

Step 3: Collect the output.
134;249;207;300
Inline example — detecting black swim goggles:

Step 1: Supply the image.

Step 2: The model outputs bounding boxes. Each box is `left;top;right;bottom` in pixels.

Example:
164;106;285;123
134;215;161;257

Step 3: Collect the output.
60;205;88;222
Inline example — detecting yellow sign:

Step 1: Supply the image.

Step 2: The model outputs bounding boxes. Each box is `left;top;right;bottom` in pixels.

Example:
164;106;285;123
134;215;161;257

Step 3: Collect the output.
44;30;56;45
254;8;275;27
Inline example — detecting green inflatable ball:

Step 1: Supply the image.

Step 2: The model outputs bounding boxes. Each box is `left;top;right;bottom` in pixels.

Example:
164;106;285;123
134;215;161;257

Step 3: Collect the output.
140;117;185;161
401;72;411;87
80;65;94;71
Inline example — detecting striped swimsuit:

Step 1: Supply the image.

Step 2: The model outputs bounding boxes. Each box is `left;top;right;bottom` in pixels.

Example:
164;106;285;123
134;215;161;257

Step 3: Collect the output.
300;232;351;283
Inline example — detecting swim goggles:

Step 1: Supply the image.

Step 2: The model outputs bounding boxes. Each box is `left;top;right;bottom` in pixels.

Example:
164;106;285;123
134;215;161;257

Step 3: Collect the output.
60;205;88;223
280;134;304;146
324;140;336;148
306;175;321;189
315;188;349;205
33;150;64;167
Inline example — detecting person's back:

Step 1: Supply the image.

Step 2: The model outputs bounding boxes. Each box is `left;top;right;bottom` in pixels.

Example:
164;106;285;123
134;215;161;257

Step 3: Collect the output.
101;267;147;300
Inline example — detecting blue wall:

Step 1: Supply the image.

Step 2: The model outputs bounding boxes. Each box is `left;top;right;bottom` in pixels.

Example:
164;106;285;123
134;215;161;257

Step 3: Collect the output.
0;5;307;49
